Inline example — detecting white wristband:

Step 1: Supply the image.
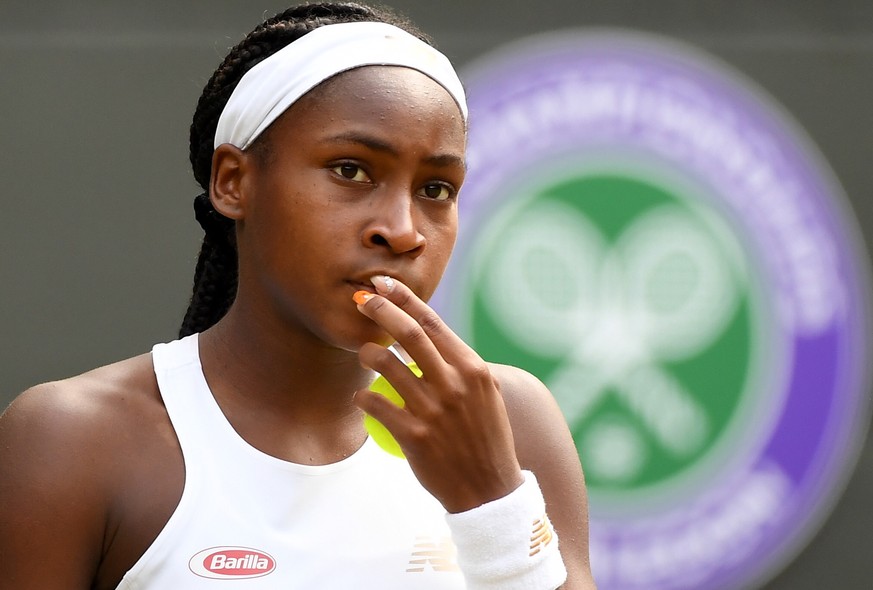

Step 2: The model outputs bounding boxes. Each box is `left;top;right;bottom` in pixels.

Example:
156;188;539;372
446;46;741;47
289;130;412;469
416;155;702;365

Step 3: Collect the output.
445;470;567;590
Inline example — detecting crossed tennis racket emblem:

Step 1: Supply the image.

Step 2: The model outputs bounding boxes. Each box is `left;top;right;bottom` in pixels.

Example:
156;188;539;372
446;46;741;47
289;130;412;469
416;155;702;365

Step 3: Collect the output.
480;201;745;481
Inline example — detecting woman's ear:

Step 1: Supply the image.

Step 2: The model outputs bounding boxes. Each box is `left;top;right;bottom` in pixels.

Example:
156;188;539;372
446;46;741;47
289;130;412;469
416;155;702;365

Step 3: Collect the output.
209;143;252;220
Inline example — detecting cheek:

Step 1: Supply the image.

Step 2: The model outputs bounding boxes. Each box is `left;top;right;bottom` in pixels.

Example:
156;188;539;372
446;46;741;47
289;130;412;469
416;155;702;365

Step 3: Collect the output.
438;229;458;263
438;212;459;250
426;217;459;268
250;178;316;237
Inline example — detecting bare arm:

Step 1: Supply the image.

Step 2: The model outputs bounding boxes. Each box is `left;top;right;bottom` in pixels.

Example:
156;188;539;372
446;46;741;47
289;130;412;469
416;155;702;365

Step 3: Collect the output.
494;364;598;590
1;355;183;590
0;383;108;589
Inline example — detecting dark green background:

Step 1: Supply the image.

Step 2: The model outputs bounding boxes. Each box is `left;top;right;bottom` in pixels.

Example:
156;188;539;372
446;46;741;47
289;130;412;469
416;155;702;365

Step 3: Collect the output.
2;1;871;588
465;176;754;489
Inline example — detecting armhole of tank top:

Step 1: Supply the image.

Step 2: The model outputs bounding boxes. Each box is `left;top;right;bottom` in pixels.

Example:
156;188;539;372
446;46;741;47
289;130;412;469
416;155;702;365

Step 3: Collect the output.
116;339;206;587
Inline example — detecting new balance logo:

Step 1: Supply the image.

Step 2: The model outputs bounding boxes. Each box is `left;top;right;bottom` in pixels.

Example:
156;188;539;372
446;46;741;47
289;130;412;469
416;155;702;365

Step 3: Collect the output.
407;536;460;573
530;514;555;556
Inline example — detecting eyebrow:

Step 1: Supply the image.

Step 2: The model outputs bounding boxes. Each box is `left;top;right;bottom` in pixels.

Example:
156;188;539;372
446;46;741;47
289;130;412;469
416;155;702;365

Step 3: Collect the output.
324;131;466;170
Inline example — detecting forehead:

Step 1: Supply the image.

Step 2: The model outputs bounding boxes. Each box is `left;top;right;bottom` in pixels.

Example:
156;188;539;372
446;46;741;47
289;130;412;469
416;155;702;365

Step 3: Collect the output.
280;65;467;139
314;65;464;112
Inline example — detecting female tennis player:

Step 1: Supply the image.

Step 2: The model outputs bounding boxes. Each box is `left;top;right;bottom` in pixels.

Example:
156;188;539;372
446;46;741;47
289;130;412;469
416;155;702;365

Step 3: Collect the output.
0;3;596;588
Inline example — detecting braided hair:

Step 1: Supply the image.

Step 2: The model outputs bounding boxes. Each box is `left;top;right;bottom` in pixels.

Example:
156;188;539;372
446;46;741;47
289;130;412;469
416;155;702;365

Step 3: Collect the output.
179;2;430;337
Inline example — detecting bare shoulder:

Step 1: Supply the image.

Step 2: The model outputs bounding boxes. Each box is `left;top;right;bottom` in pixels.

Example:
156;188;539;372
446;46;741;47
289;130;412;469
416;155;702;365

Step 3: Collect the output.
6;351;157;420
1;353;165;468
488;362;598;590
487;362;577;469
0;352;178;589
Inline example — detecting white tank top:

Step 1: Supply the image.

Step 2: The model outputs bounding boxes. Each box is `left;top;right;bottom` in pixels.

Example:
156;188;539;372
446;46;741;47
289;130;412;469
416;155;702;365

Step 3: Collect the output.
117;335;465;589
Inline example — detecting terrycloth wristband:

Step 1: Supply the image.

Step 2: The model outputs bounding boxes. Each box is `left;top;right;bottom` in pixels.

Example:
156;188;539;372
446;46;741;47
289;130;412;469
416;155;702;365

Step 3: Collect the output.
445;470;567;590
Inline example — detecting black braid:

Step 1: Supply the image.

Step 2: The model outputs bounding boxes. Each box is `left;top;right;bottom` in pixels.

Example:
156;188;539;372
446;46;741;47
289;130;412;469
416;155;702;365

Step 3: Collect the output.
179;2;430;338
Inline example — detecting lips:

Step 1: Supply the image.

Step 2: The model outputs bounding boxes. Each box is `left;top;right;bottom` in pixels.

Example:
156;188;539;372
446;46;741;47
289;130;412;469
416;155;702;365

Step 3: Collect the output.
347;271;404;293
347;279;377;294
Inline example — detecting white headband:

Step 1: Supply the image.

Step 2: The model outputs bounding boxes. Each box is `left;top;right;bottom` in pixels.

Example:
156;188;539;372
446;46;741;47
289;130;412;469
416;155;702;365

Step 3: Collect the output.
214;21;467;150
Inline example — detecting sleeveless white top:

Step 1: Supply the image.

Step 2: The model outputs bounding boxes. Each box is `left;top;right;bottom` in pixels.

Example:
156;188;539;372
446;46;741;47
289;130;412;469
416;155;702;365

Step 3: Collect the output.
117;335;465;589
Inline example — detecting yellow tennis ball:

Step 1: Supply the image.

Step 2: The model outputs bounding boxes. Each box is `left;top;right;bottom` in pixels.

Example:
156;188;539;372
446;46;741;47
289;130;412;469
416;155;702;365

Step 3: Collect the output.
364;362;422;459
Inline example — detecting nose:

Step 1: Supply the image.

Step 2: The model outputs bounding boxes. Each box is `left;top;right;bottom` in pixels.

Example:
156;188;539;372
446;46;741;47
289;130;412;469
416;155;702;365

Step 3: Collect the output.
362;194;426;257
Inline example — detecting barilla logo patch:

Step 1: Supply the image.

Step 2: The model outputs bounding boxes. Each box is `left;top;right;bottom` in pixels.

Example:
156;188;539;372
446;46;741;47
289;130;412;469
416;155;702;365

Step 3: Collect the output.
189;546;276;579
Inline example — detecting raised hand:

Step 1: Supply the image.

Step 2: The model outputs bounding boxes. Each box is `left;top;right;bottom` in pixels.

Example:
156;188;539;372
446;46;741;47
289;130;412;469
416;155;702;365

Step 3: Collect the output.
352;275;524;513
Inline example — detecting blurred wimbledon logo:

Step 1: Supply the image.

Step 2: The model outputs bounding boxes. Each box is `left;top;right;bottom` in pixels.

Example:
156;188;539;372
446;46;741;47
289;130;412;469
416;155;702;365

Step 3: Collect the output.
436;29;872;590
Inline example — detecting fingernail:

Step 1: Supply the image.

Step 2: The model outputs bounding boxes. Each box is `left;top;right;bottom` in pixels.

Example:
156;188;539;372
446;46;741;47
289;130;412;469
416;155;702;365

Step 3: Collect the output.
371;275;395;295
353;290;375;306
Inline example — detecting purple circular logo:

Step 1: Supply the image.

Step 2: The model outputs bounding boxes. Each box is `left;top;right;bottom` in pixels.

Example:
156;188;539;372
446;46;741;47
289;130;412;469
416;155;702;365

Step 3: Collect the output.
433;31;872;589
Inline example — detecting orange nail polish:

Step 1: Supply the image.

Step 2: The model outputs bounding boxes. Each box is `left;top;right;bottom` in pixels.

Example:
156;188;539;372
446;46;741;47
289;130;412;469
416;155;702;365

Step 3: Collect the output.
353;290;374;305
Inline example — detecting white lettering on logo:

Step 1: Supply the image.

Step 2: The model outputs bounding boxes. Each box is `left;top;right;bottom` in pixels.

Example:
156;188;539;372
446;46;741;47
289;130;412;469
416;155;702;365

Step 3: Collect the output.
189;546;276;579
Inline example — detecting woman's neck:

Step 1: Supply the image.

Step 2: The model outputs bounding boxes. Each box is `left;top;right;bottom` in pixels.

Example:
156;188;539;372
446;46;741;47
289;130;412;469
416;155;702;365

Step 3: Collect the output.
195;300;375;464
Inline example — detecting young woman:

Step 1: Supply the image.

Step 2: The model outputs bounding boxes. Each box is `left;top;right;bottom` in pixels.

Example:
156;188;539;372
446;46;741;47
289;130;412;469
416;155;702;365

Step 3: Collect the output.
0;3;596;589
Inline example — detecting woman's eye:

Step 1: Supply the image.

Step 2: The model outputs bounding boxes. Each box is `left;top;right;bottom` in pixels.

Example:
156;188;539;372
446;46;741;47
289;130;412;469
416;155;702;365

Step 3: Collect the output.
420;184;452;201
332;164;369;182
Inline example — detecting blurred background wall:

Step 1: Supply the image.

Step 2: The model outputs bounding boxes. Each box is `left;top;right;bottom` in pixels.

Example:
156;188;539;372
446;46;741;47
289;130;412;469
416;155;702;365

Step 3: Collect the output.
1;1;870;588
